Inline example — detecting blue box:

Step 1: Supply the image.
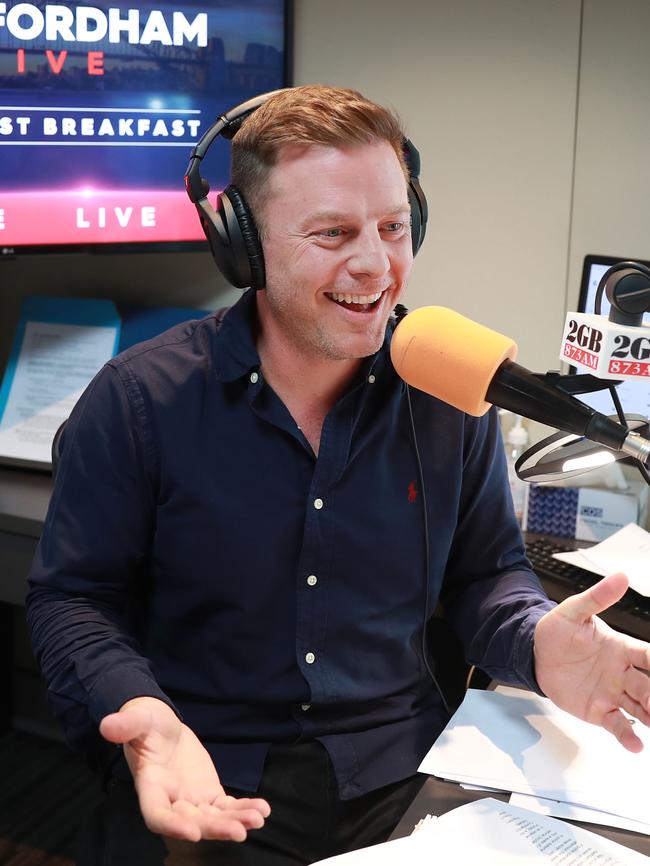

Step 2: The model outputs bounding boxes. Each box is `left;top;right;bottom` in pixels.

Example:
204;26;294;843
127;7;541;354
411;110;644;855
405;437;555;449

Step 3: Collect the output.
524;484;638;542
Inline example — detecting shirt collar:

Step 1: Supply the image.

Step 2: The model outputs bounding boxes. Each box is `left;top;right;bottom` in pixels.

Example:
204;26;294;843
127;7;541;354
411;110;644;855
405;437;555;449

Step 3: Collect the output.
213;288;396;384
213;289;262;383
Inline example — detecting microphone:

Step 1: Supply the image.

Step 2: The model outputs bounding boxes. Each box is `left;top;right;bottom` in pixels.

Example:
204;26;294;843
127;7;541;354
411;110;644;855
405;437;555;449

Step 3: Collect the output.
390;306;650;465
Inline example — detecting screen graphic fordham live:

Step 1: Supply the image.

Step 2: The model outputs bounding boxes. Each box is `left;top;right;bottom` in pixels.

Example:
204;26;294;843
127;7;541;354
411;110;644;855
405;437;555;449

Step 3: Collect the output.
0;0;286;250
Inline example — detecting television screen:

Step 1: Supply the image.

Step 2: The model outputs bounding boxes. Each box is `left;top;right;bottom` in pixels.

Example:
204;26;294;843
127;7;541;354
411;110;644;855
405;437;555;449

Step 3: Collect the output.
0;0;290;254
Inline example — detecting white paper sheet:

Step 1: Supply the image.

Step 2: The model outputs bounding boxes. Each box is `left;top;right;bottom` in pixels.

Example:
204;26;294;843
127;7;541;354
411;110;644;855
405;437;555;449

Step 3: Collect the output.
553;522;650;596
509;792;650;835
421;799;649;864
309;798;649;865
0;316;119;465
418;689;650;825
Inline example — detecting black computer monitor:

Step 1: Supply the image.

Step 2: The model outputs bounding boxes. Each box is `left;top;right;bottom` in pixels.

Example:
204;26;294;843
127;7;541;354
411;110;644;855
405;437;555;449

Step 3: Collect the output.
575;254;650;419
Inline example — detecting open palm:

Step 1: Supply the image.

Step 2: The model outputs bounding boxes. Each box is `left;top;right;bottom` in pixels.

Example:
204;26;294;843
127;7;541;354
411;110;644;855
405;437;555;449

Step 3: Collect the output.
100;696;270;841
534;572;650;752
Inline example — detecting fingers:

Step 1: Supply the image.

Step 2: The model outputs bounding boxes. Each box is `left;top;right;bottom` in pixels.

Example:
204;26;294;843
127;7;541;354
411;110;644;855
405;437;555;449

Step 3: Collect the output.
215;795;271;820
99;706;151;744
621;667;650;725
625;640;650;674
138;789;270;842
100;698;180;747
601;708;645;753
558;572;630;623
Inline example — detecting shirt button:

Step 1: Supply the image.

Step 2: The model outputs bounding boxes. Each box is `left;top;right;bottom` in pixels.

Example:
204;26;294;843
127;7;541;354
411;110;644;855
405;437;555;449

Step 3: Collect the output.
307;575;317;586
301;704;311;711
305;652;316;664
368;374;376;384
314;498;323;510
250;371;259;384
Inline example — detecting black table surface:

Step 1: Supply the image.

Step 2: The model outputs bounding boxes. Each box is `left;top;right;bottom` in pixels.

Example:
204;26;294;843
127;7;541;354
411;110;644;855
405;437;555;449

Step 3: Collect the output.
391;774;650;857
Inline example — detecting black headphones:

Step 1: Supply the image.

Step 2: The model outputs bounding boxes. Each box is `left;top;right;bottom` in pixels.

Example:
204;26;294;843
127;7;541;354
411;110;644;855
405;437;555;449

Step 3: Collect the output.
184;89;428;290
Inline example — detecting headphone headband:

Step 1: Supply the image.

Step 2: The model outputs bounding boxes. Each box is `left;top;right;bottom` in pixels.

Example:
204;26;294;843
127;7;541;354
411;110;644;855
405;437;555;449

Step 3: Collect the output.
185;90;428;289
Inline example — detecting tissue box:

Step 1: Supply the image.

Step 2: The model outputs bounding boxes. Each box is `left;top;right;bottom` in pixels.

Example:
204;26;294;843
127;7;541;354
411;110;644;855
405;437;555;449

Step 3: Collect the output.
523;484;639;542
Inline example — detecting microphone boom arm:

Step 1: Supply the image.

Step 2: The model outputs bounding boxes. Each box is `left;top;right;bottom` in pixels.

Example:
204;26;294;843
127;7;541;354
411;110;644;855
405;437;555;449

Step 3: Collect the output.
535;371;622;397
488;361;650;464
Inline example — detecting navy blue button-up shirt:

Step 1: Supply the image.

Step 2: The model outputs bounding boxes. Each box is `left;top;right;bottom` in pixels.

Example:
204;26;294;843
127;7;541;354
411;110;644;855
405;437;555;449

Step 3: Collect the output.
26;289;554;799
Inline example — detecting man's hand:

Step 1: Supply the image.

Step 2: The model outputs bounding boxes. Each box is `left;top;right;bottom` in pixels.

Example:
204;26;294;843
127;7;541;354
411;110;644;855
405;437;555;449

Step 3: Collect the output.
534;572;650;752
99;696;271;842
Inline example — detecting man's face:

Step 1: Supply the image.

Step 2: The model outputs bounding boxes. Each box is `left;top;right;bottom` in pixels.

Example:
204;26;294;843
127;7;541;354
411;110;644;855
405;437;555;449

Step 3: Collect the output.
257;140;414;363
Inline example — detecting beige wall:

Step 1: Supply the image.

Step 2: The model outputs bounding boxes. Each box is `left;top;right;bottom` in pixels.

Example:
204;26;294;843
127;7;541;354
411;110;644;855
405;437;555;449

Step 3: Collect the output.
567;0;650;305
294;0;581;373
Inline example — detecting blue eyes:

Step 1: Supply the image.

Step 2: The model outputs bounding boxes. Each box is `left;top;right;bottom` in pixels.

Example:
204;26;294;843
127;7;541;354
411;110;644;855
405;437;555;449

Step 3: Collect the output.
319;223;405;239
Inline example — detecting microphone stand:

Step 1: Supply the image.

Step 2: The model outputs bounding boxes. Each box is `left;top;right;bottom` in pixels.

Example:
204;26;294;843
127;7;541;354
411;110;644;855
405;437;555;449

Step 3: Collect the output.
513;379;650;487
516;262;650;486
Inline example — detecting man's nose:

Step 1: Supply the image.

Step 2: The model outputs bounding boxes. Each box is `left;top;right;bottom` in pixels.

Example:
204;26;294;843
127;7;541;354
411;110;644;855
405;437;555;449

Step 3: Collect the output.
346;229;390;278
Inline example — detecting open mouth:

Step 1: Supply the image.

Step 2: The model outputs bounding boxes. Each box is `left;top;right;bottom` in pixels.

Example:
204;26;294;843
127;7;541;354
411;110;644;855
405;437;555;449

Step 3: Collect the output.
325;290;384;313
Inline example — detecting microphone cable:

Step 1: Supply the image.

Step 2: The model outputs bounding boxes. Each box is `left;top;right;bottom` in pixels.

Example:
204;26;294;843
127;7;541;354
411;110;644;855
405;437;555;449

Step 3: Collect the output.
405;381;453;718
393;303;453;717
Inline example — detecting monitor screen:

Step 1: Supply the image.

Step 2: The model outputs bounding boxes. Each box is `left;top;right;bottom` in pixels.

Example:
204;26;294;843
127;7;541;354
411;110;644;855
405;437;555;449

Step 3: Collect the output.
0;0;290;255
576;254;650;419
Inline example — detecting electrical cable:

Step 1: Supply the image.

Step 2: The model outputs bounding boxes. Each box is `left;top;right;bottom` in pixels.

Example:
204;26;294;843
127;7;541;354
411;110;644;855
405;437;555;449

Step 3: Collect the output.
405;381;453;718
609;383;627;428
393;302;453;716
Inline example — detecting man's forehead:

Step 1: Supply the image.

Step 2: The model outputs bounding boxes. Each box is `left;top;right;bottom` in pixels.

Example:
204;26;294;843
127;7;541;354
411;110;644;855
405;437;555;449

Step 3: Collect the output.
265;141;409;213
270;139;405;178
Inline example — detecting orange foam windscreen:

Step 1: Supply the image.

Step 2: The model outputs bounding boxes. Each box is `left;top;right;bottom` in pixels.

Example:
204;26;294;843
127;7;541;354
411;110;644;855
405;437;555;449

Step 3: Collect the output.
390;306;518;416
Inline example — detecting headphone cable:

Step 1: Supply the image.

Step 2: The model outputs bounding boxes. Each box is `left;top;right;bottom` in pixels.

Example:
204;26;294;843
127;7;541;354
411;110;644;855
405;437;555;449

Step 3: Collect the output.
405;381;453;718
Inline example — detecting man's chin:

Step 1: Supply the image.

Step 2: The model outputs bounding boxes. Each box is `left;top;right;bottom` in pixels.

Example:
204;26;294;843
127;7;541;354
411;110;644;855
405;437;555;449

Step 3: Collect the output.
331;334;386;362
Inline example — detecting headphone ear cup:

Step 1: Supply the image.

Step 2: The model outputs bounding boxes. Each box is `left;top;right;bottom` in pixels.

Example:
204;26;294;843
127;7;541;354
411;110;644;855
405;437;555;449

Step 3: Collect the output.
220;185;266;290
402;138;428;257
408;180;425;257
194;196;235;282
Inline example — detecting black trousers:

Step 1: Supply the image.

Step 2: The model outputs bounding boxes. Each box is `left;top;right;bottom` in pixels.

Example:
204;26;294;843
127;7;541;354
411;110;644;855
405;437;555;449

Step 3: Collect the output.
77;742;426;865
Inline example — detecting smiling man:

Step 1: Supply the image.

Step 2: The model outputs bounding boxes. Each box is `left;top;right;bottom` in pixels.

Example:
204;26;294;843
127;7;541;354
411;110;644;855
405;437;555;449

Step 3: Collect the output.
254;137;413;453
26;86;650;866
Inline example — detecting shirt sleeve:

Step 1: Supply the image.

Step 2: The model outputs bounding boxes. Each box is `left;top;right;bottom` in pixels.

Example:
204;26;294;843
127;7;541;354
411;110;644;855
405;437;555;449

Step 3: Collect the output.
25;361;177;756
440;407;556;693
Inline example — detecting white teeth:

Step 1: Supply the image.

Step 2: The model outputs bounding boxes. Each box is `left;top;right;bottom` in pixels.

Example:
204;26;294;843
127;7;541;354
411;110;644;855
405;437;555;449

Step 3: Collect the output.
328;291;383;305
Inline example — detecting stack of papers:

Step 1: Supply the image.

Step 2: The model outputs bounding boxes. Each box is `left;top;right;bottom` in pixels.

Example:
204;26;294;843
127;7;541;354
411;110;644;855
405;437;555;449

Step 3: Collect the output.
418;687;650;834
552;522;650;596
310;797;648;864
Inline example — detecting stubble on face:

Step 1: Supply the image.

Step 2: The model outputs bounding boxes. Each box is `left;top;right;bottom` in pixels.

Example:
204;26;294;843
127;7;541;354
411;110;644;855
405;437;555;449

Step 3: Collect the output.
261;279;385;362
256;142;413;366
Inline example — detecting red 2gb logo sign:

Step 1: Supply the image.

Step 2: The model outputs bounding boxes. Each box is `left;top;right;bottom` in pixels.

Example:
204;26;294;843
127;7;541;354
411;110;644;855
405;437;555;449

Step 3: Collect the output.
564;320;603;353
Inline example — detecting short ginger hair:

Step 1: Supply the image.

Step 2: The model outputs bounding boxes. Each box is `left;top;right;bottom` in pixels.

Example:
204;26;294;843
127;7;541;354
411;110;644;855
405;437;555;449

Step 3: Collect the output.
230;85;408;235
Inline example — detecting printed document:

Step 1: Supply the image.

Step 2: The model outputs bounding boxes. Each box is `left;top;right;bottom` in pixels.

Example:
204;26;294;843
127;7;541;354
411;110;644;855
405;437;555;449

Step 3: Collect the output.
0;297;120;467
309;798;648;864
